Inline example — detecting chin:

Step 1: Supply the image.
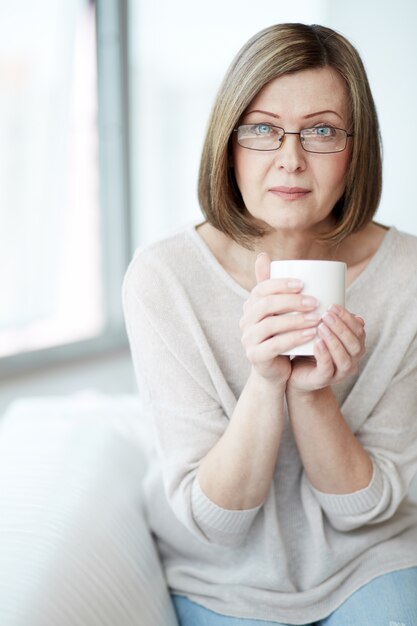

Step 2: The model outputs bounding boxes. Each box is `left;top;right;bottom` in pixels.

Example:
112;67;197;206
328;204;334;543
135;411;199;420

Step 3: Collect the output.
255;209;334;235
262;217;313;233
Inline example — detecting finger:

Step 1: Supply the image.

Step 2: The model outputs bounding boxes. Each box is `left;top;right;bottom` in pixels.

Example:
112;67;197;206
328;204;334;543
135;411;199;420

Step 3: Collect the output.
255;252;271;284
247;327;318;363
243;293;319;325
253;277;303;298
327;304;365;336
243;311;320;345
313;338;335;377
317;320;363;375
321;311;364;358
317;324;353;374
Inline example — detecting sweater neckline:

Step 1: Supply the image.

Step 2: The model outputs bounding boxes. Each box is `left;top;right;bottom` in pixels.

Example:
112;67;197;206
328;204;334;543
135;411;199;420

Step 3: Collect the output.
187;220;397;299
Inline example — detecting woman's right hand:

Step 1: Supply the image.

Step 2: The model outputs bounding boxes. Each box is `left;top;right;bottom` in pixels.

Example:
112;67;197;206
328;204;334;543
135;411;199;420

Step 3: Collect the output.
239;253;320;384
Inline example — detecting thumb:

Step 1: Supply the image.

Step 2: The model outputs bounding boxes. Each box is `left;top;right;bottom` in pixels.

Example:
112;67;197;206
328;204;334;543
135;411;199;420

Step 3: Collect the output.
255;252;271;284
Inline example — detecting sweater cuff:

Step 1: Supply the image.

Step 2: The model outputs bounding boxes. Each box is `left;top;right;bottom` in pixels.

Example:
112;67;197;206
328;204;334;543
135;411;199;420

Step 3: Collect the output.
309;461;384;517
191;477;261;544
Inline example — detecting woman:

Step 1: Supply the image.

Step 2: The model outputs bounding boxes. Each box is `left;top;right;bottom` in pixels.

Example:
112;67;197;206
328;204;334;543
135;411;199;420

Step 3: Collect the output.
123;23;417;626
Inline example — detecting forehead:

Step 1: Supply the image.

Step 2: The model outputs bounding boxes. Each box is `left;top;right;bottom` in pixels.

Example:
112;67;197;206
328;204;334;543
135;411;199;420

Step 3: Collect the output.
246;67;349;121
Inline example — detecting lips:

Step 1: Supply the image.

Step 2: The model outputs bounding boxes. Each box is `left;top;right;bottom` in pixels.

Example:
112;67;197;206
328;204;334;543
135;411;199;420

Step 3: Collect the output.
269;186;311;200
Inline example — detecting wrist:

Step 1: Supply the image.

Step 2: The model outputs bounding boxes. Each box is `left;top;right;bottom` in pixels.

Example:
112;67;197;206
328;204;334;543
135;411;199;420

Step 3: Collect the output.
286;384;333;406
248;368;288;396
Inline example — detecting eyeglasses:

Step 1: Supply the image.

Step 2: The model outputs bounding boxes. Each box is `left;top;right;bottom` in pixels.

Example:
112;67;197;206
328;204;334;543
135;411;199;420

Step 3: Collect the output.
233;123;353;154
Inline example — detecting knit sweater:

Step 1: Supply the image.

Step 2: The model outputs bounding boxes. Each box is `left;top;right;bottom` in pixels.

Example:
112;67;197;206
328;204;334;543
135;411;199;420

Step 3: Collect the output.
122;221;417;624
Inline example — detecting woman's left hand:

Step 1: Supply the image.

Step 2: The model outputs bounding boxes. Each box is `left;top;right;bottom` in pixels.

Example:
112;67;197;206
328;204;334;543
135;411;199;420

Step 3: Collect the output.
287;304;366;393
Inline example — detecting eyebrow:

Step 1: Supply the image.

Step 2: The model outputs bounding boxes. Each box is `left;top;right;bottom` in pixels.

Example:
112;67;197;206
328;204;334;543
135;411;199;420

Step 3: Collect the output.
246;109;343;121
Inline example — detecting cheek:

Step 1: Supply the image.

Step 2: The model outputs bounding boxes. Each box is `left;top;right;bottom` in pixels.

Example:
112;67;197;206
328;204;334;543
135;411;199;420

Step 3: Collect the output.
233;148;249;179
336;146;351;182
233;150;267;193
321;153;350;196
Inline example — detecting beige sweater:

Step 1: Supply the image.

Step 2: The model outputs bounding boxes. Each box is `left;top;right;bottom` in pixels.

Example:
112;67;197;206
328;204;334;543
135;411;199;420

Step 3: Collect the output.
122;222;417;624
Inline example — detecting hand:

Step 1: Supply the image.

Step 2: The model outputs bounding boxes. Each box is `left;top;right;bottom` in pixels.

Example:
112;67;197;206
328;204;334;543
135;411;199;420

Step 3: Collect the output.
239;253;321;385
287;304;366;393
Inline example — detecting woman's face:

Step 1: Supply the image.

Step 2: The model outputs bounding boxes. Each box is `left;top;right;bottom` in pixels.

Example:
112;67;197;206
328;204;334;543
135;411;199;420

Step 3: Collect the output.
232;67;352;236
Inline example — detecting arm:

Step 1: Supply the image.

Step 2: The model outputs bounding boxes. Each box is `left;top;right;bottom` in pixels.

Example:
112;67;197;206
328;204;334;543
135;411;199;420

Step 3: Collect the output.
197;252;304;511
197;370;286;511
287;307;417;531
122;252;320;546
123;255;287;546
286;385;373;496
286;303;371;495
123;269;243;546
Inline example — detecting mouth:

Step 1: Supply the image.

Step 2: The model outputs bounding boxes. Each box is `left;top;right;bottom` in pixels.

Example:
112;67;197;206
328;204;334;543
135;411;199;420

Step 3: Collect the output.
269;186;311;201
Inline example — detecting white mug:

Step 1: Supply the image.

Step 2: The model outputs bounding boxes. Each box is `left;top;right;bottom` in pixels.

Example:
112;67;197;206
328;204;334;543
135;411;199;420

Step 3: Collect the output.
270;259;346;356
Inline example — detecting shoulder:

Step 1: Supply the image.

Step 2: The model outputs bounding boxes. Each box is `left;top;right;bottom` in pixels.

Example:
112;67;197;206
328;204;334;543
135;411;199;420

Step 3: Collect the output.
391;227;417;257
385;227;417;283
123;225;198;295
348;225;417;321
126;225;193;273
121;223;220;320
121;227;197;345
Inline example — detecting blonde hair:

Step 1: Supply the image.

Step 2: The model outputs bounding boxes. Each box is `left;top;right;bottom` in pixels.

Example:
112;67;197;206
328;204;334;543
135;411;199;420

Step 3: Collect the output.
198;23;382;249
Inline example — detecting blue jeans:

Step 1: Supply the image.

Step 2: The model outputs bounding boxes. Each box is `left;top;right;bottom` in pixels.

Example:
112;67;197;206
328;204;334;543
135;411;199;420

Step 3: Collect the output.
171;567;417;626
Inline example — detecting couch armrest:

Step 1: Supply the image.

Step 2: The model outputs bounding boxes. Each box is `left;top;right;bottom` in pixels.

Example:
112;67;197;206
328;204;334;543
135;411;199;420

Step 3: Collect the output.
0;393;179;626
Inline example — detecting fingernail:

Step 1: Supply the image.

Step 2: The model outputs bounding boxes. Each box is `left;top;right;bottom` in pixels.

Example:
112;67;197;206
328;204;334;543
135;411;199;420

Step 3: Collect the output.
257;252;268;259
323;312;336;326
288;279;303;289
302;296;318;307
328;304;342;315
302;327;317;337
319;322;332;336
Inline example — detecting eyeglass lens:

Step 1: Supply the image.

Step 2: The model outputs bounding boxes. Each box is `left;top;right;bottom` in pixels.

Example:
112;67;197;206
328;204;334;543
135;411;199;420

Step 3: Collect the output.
236;124;348;153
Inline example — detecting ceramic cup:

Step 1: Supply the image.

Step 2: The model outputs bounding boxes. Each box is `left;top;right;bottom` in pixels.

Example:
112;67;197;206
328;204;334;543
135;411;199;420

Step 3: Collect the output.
270;259;347;356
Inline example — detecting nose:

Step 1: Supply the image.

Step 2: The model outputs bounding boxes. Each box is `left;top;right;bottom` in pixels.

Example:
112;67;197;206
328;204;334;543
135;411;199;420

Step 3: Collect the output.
273;133;307;173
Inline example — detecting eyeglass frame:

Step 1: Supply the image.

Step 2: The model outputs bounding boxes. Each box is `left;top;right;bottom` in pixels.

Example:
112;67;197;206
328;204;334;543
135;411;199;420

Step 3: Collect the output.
233;123;354;154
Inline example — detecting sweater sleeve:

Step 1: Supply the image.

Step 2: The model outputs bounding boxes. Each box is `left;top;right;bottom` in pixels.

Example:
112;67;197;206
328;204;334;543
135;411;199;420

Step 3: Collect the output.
122;253;261;546
309;332;417;532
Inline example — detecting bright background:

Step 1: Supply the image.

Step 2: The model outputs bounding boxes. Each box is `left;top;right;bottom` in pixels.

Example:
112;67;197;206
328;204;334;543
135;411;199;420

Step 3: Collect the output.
130;0;417;247
0;0;103;359
1;0;417;414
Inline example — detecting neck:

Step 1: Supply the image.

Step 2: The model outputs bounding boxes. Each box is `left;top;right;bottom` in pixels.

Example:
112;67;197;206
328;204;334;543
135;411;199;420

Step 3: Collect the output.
210;225;340;293
196;220;386;293
250;228;338;261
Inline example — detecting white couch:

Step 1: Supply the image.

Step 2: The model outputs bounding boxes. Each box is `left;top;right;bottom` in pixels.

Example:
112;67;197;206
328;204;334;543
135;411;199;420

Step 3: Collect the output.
0;392;179;626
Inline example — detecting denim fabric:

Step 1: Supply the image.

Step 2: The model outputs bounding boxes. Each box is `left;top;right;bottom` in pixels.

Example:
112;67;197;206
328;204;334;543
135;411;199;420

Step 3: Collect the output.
318;566;417;626
171;567;417;626
171;594;299;626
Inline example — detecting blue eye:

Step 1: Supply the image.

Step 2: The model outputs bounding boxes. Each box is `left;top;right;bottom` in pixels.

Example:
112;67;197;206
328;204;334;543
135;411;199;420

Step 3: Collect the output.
314;126;335;136
255;124;272;135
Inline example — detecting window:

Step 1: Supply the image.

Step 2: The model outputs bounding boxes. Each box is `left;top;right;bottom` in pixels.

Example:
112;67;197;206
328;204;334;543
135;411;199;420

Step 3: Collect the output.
0;0;130;377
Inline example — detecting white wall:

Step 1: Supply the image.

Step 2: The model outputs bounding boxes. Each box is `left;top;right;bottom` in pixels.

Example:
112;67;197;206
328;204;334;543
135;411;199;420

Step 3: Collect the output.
129;0;417;246
325;0;417;234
